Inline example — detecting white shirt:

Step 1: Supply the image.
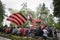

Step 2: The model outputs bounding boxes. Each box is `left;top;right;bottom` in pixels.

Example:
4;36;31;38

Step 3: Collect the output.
43;29;48;37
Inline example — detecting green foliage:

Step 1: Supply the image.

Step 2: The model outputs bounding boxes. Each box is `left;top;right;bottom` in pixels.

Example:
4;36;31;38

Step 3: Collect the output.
20;2;27;17
53;0;60;17
10;22;17;28
19;3;36;27
53;0;60;29
0;0;5;23
47;14;55;26
55;18;60;29
36;3;49;19
37;3;49;14
9;2;55;28
20;21;28;28
20;3;51;28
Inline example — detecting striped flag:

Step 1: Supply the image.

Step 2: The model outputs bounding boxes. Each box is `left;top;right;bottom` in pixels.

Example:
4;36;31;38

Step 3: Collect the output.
7;13;27;26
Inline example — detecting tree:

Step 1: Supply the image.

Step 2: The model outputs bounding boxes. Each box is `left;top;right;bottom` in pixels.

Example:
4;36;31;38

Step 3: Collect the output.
8;8;19;14
20;2;36;27
20;2;35;19
53;0;60;17
20;2;27;17
47;14;55;26
0;0;5;26
36;3;49;24
36;3;49;18
27;9;35;19
54;18;60;29
53;0;60;29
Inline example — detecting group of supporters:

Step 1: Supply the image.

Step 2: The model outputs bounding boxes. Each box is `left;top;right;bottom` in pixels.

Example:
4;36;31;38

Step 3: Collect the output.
0;25;57;40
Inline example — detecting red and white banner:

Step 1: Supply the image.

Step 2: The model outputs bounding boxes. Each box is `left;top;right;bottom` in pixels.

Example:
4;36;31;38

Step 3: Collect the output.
7;13;27;26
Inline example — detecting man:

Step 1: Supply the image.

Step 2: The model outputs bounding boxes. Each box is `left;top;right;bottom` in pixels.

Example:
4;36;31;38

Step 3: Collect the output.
43;27;48;40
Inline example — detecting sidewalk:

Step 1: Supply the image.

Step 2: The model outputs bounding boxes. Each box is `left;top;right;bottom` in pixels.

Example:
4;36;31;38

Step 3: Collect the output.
57;33;60;40
0;37;11;40
57;33;60;38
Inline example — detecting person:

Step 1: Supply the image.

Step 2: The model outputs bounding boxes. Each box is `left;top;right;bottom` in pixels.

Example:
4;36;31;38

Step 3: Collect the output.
52;28;57;38
24;28;29;36
54;29;57;38
43;27;48;40
29;28;34;36
16;28;21;35
20;28;25;36
34;27;43;37
12;27;18;35
5;27;10;34
48;28;53;37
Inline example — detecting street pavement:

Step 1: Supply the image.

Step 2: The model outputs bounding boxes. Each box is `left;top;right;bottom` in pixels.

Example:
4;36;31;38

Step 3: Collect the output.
0;37;11;40
57;33;60;40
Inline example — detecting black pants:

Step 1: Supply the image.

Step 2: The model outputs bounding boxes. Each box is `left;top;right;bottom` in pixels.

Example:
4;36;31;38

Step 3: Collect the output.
43;36;47;40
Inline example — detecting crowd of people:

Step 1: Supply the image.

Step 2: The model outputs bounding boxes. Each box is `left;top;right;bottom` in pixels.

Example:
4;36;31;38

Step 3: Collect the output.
0;25;57;40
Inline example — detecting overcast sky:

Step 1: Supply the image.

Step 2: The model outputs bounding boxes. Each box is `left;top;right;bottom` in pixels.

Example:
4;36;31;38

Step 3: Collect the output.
1;0;54;26
1;0;53;12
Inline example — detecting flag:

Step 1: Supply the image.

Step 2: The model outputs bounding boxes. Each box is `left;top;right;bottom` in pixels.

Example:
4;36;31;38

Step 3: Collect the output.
7;13;27;26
